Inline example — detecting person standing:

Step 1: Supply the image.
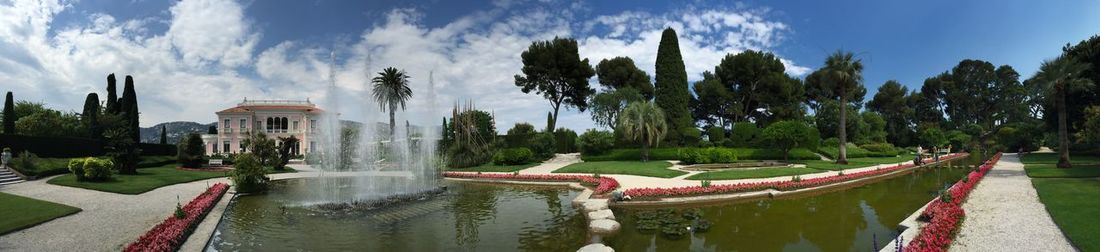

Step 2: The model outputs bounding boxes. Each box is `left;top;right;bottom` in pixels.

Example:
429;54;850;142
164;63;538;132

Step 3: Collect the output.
915;146;924;165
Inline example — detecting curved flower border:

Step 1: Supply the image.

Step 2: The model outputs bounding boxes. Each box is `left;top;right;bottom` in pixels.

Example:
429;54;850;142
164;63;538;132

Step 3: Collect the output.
442;172;620;194
622;153;968;199
125;183;230;252
904;152;1001;252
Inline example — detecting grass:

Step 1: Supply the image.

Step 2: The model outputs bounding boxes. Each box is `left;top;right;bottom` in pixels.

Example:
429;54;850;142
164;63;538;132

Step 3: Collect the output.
553;161;686;178
1020;153;1100;178
0;192;82;235
10;155;177;178
1032;178;1100;251
46;164;295;194
684;167;822;180
797;156;911;171
448;163;539;172
580;147;820;162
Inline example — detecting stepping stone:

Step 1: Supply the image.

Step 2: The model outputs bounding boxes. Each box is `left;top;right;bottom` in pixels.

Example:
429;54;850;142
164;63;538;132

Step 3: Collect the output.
582;200;608;211
587;209;615;220
589;219;620;234
577;243;614;252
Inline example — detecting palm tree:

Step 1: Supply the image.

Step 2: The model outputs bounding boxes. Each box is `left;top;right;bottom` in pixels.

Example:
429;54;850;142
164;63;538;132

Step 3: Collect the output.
618;101;668;161
1034;56;1093;168
372;67;413;139
821;51;864;165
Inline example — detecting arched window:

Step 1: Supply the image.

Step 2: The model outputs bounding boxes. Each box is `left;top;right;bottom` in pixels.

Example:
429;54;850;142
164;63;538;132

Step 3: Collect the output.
266;117;273;132
282;117;289;131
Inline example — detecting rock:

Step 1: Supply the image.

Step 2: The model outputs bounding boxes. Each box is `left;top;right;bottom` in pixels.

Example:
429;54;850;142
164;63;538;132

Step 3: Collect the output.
587;209;615;220
576;243;614;252
589;219;620;234
582;200;609;211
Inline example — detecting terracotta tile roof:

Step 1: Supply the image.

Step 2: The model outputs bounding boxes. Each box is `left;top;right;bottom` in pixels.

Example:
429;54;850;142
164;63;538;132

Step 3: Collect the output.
217;105;325;114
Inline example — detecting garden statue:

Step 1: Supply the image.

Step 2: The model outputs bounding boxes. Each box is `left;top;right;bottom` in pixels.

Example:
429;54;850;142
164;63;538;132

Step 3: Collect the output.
1;148;11;167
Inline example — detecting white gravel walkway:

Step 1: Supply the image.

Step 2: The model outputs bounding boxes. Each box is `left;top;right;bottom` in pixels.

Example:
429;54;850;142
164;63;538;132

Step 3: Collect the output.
951;153;1076;252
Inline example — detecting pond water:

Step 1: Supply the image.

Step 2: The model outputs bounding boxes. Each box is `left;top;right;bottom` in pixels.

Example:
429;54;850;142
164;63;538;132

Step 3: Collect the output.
207;155;981;252
605;155;982;252
206;179;589;251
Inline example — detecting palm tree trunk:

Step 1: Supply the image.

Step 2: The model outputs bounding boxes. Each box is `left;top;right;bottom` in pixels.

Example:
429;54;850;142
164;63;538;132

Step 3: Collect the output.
837;94;849;165
390;109;396;141
641;140;650;162
1057;86;1072;168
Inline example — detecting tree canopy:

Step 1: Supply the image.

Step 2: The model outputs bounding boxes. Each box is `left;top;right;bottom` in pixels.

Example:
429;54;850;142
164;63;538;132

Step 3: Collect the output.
514;37;596;131
653;28;693;144
595;56;654;99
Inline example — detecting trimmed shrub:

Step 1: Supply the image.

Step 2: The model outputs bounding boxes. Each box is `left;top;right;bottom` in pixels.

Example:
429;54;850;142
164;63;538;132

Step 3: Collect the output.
553;128;578;153
861;142;899;156
707;126;726;143
177;133;205;168
229;153;269;193
81;157;114;181
14;150;38;175
681;127;701;146
818;143;871;159
679;148;738;164
528;132;557;161
67;158;86;181
492;147;534;165
823;137;840;148
585;147;818;162
505;123;537;148
729;122;759;147
578;130;615;156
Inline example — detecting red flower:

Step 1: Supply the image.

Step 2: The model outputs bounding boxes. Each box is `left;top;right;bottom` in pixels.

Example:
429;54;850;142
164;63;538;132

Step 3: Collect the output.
125;183;230;252
442;172;621;194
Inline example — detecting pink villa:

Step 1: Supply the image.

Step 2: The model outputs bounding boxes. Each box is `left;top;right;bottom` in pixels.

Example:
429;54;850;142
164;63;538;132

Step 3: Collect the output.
203;99;324;156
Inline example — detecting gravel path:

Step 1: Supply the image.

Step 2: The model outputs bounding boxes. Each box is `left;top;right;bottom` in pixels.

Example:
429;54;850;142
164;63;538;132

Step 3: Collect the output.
951;153;1076;252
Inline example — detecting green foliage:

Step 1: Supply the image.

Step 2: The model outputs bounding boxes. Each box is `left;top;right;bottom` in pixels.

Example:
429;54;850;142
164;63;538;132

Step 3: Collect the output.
553;161;684;178
680;127;701;147
761;120;818;161
13;151;38;175
229;153;269;193
716;50;805;124
653;28;693;144
578;129;615;156
918;127;949;147
553;128;578;153
446;106;497;168
14;109;85;138
492;147;533;165
814;100;864;141
2;92;13;134
241;132;277;166
528;132;557;160
275;136;298;170
706;126;726;143
80;157;114;181
372;67;414;138
861;111;888;144
119;76;140;143
595;56;654;99
584;147;819;162
103;126;139;175
823;137;840;148
514;37;596;131
819;143;871;159
67;158;85;181
177;133;206;168
678;147;737;164
867;80;913;146
104;74;118;115
619;101;669;161
860;142;899;156
505;123;537;148
691;71;733;126
729;122;759;147
159;126;167;145
589;87;644;129
82;93;101;139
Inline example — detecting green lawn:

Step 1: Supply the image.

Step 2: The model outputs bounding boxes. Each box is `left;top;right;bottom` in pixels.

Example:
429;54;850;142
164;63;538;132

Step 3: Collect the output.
0;192;81;235
1032;178;1100;251
553;161;685;178
1020;153;1100;165
46;164;295;194
684;167;822;180
1020;153;1100;178
797;156;911;171
10;155;177;178
448;163;539;172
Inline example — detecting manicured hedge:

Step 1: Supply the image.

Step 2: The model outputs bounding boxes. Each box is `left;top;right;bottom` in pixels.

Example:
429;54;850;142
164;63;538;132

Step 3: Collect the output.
581;147;819;162
0;134;176;158
818;143;871;159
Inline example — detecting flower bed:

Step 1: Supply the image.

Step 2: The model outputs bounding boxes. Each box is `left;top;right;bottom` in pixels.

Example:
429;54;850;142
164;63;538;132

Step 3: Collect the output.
442;172;620;194
905;152;1001;252
623;153;968;199
125;183;230;252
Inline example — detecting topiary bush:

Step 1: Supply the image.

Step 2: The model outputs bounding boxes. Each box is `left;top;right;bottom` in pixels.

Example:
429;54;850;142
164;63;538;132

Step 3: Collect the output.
681;127;701;146
505;123;537;148
229;153;269;193
729;122;759;147
706;126;726;143
14;150;38;175
861;142;899;156
679;148;738;164
68;158;86;181
578;129;615;156
177;133;206;168
528;132;557;161
823;137;840;148
553;128;578;153
492;147;534;165
81;157;114;181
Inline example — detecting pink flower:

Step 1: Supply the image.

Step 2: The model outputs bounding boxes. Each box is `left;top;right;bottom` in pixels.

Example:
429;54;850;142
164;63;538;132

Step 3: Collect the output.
125;183;229;252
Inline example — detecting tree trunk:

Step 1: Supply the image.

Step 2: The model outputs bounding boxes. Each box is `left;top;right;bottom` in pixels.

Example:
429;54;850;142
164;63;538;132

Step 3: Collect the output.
837;94;849;165
641;140;650;162
549;102;560;132
1057;86;1072;168
390;109;396;141
783;149;789;163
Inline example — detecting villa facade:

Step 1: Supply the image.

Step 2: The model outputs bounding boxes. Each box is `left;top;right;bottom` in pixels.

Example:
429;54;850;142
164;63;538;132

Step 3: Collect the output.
204;99;324;156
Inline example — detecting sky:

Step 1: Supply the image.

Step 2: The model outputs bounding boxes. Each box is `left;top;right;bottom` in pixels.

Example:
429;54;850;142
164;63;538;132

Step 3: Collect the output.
2;0;1099;133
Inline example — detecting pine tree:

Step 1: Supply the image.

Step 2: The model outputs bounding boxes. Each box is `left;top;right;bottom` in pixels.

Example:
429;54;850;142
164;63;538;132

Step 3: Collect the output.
82;93;101;138
653;28;693;144
160;125;167;144
121;75;140;142
3;91;14;134
105;74;118;114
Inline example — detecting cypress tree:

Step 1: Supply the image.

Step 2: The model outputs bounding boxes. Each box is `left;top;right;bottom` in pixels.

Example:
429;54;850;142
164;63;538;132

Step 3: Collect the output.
122;75;140;142
546;111;554;132
653;27;693;144
82;93;101;138
160;125;167;144
3;91;14;134
105;74;118;114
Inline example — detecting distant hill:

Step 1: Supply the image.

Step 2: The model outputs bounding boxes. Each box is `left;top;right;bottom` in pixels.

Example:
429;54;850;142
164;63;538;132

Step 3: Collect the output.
141;121;215;144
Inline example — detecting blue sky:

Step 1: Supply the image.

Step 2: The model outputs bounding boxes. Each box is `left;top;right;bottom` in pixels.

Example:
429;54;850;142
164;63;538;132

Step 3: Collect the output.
2;0;1098;131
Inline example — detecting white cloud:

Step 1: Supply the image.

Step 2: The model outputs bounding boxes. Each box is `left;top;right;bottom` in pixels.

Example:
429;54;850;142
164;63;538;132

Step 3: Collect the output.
0;0;803;134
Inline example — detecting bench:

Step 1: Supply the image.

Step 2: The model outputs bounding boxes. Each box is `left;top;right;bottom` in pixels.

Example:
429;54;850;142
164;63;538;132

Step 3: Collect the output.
209;159;224;166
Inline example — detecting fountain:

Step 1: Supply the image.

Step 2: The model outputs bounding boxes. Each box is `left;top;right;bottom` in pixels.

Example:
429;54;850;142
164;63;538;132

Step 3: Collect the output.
306;51;443;206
